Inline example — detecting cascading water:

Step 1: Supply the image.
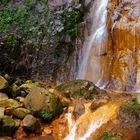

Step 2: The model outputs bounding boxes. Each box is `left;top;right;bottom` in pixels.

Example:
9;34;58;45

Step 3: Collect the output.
77;0;109;88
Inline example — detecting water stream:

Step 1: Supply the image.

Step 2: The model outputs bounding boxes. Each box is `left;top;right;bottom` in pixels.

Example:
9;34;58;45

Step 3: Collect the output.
63;102;122;140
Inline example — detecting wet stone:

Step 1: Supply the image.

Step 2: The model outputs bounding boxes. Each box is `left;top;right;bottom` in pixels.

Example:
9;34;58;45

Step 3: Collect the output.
0;92;8;101
90;99;109;111
23;114;41;133
73;103;85;119
5;108;31;119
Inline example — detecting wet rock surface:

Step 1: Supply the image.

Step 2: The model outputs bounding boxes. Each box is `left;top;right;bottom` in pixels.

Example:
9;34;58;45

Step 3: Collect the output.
90;99;109;111
55;80;107;100
22;114;41;133
118;98;140;130
0;75;139;139
73;103;85;119
106;0;140;90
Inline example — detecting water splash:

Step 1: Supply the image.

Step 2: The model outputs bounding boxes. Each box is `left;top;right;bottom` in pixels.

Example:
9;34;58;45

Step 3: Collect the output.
64;103;119;140
77;0;109;88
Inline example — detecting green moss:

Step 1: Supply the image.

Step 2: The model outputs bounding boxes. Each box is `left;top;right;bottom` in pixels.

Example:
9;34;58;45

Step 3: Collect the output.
0;0;10;5
123;98;140;116
99;132;123;140
0;0;50;42
62;9;82;38
0;115;17;136
36;111;53;121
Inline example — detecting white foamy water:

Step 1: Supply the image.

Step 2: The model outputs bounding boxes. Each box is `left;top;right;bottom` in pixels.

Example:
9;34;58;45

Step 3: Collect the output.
64;103;118;140
77;0;109;88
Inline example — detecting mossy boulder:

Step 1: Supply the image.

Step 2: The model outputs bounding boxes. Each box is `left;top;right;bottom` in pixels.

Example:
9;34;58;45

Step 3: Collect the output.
7;79;39;98
5;108;31;119
0;115;19;136
55;80;107;100
99;132;123;140
24;86;63;121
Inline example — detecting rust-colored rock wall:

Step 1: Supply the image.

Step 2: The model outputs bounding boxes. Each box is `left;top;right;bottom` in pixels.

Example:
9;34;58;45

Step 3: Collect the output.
106;0;140;91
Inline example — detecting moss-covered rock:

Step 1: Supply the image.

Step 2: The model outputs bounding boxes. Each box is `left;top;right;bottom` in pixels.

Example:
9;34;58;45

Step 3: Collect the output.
122;98;140;117
24;86;63;121
0;99;21;108
118;98;140;130
24;86;47;112
5;108;31;119
99;131;123;140
35;95;63;121
55;80;107;100
0;115;19;136
7;79;39;98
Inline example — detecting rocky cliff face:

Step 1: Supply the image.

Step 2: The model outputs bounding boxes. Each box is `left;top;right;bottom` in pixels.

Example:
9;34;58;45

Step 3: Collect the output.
110;0;140;91
103;0;140;91
0;0;85;85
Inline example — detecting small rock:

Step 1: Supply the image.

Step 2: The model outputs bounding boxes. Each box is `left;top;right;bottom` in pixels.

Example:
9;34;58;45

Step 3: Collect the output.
44;127;52;135
90;99;109;111
23;114;41;133
0;92;8;101
73;103;85;119
5;108;31;119
0;76;8;90
0;115;19;136
13;127;27;139
16;97;25;104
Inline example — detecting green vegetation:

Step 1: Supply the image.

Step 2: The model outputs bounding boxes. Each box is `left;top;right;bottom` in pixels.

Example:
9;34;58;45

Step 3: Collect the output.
0;0;83;78
0;0;51;46
123;98;140;116
62;8;82;38
99;131;123;140
36;111;53;121
0;1;82;46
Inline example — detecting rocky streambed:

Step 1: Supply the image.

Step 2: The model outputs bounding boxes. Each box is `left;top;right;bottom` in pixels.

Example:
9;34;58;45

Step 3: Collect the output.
0;75;140;140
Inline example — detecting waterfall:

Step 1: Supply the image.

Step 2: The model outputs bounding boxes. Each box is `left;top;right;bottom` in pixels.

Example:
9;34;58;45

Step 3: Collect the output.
77;0;109;88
